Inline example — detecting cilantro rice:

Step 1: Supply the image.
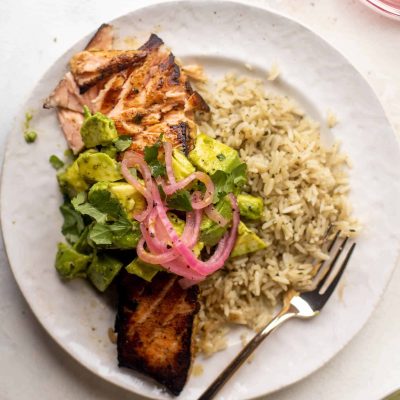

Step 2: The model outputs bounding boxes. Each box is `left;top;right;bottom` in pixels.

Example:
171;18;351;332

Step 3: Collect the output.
194;74;358;355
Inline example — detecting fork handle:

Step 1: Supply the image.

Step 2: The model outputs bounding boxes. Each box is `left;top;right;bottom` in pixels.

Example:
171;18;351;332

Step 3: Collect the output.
197;310;296;400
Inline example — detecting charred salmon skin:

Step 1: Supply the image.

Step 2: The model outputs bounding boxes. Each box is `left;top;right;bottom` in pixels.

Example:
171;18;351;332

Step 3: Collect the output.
115;271;199;395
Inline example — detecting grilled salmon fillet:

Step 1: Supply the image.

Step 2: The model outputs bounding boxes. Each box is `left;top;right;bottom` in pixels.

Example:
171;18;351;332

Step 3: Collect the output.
71;33;209;154
44;23;115;153
115;271;199;395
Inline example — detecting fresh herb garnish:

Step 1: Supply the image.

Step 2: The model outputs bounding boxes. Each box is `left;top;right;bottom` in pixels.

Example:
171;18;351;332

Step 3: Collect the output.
114;136;132;152
216;153;226;161
24;131;37;143
88;223;113;245
167;190;193;211
49;155;64;170
59;202;85;245
144;135;166;177
211;163;247;203
70;185;140;248
71;193;107;223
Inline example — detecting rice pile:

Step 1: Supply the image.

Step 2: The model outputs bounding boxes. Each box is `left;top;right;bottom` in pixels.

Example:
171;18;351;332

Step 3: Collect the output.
194;74;358;355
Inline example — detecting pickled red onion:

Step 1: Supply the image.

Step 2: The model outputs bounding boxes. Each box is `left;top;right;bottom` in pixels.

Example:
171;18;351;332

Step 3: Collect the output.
121;151;154;222
153;185;239;276
205;204;229;227
136;237;178;265
163;141;176;185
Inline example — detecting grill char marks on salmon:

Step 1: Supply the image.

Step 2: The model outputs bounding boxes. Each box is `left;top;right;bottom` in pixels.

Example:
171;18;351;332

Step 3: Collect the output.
115;271;199;396
93;33;210;153
70;50;147;93
43;24;115;153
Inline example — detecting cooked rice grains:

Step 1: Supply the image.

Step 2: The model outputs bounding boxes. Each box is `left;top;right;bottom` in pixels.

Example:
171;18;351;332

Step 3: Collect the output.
195;74;358;356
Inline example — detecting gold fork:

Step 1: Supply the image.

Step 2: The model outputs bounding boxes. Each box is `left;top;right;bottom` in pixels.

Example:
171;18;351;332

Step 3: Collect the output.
198;231;356;400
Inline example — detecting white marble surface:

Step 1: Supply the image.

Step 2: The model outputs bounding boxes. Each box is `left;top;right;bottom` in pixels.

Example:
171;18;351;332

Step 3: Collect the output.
0;1;399;399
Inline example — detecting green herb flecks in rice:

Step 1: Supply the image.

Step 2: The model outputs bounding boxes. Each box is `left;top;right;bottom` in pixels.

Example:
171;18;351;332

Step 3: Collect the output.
195;74;358;356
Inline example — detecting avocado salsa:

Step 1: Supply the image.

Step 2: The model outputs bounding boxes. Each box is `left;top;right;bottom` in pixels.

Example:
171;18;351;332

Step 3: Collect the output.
55;109;266;292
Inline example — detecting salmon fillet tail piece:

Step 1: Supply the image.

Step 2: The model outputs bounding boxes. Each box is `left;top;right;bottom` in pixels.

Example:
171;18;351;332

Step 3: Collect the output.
115;272;200;396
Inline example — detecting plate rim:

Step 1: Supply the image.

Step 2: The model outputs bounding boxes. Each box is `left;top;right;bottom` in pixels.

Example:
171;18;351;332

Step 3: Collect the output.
1;1;400;399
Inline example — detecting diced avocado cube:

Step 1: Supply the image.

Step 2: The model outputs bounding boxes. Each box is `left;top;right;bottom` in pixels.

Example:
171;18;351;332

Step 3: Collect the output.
81;109;118;148
55;242;92;279
230;222;267;258
109;182;146;216
125;258;162;282
172;149;195;181
237;193;264;220
77;151;122;182
57;161;89;198
87;253;123;292
111;225;141;249
200;197;233;246
188;133;242;174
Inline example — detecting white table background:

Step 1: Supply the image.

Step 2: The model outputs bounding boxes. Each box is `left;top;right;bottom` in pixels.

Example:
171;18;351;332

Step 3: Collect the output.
0;1;399;399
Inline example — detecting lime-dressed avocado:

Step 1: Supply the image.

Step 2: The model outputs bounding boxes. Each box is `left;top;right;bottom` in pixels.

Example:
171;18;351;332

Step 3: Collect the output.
57;161;89;198
237;193;264;220
172;149;195;181
125;258;162;282
200;197;233;246
77;151;122;182
231;222;267;258
87;253;123;292
55;242;92;279
189;133;242;174
109;182;146;216
81;107;118;148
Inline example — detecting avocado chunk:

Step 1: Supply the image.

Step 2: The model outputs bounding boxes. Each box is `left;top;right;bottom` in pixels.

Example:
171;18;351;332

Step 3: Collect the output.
125;258;162;282
200;197;233;246
55;242;92;279
77;151;122;182
109;182;146;217
237;193;264;220
81;108;118;148
231;222;267;258
57;161;89;198
87;252;123;292
172;149;195;181
188;133;242;174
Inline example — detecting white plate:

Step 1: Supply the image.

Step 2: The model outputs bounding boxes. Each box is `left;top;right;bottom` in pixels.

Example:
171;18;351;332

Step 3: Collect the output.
2;1;400;399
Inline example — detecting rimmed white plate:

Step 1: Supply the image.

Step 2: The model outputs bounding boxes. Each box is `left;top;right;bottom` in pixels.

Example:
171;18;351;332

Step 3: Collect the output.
2;1;400;399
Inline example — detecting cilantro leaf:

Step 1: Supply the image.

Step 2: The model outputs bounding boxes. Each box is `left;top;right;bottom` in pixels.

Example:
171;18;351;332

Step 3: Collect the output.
71;193;107;223
114;136;132;152
108;219;132;236
231;163;247;187
88;188;125;220
144;135;166;178
49;155;64;170
211;163;248;203
60;202;85;244
167;190;193;211
149;163;166;178
216;153;226;161
89;223;113;245
144;142;160;164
